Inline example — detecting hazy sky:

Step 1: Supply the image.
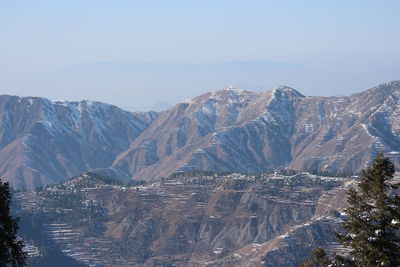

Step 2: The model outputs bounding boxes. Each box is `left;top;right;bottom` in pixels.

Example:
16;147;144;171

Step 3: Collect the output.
1;0;400;110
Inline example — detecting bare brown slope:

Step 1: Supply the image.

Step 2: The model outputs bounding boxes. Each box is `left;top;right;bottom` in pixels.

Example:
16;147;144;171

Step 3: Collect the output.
113;81;400;181
0;95;158;189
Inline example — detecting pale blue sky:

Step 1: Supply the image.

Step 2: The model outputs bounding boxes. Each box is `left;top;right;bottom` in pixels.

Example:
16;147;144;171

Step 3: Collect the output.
1;0;399;110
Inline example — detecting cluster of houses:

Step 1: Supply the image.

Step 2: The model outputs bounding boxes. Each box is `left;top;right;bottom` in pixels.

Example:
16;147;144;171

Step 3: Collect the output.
13;171;356;266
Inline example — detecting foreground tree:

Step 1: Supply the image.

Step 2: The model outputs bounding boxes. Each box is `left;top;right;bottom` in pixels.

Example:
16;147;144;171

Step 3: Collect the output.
336;153;400;266
0;179;27;267
302;153;400;266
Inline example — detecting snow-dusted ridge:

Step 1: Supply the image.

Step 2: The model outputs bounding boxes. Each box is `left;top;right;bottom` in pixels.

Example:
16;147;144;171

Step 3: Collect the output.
113;81;400;181
0;95;159;189
2;81;400;188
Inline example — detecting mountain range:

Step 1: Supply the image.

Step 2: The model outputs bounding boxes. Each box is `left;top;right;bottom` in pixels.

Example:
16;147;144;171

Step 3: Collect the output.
1;80;400;189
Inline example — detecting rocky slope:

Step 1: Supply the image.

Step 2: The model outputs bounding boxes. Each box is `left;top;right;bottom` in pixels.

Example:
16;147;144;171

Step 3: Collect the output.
13;172;352;266
113;81;400;181
0;95;158;189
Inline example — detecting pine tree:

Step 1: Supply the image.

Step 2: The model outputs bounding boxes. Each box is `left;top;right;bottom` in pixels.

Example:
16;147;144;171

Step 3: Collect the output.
335;153;400;266
0;178;27;267
301;153;400;266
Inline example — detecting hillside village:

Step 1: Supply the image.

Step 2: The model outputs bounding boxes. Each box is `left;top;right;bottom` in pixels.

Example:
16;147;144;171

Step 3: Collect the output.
13;171;360;266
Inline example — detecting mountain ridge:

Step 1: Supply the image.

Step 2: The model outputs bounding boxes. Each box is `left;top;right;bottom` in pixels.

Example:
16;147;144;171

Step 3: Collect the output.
0;95;159;188
114;81;400;181
1;80;400;188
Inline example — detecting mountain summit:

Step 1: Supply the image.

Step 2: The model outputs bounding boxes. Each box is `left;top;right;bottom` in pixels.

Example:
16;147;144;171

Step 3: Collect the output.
113;81;400;181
